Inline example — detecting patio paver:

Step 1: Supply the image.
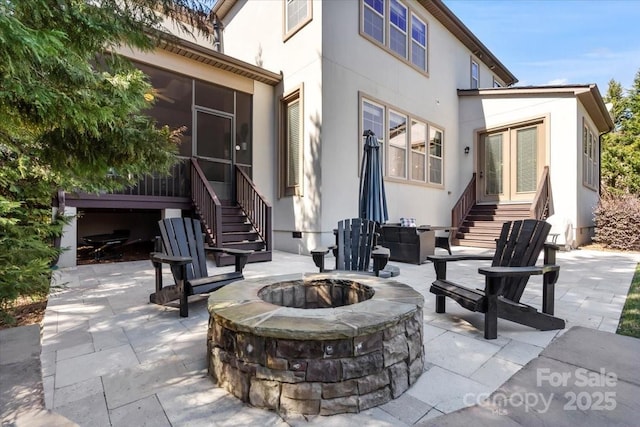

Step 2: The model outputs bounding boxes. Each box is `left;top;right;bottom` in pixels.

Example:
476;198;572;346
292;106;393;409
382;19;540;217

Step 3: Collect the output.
2;246;639;426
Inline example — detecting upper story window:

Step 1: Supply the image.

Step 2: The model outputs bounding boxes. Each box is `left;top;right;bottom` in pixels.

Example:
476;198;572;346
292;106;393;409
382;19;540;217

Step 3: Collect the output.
411;14;427;70
389;0;407;57
583;120;598;190
361;94;443;186
493;78;503;88
284;0;312;41
361;0;428;73
471;60;479;89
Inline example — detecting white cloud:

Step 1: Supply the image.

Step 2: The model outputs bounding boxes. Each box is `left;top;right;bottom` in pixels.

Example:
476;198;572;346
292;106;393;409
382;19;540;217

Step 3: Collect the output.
546;78;569;85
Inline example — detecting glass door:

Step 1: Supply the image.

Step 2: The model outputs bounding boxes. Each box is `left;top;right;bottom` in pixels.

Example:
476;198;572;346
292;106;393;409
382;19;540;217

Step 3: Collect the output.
195;109;234;202
479;123;543;203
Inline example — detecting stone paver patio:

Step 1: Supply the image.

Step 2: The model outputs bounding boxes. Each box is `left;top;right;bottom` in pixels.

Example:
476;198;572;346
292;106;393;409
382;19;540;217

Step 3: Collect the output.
38;247;640;426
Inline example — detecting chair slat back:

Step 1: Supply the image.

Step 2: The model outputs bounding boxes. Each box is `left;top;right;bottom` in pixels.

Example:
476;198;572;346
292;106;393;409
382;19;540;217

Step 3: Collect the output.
159;218;209;281
491;219;551;302
336;218;376;271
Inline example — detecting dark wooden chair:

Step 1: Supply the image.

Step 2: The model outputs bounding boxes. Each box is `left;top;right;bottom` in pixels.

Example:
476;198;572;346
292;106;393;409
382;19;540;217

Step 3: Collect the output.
311;218;390;276
150;217;252;317
427;219;565;339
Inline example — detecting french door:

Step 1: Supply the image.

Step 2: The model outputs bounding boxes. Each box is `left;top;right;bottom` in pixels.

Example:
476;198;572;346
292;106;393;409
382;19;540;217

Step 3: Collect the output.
479;122;544;203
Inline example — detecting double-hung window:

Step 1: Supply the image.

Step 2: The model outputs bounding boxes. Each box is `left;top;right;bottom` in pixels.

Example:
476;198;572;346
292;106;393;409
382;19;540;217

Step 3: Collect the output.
363;0;384;43
361;95;444;186
361;0;428;73
411;14;427;70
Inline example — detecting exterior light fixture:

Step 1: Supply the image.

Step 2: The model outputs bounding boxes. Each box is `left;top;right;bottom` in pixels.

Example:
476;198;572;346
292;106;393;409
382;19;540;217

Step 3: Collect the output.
464;146;470;155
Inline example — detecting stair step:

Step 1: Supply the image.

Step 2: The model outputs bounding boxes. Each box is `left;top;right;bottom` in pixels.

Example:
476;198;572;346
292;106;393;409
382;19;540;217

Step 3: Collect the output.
223;241;266;251
222;223;253;232
221;231;259;243
222;215;249;224
216;250;272;266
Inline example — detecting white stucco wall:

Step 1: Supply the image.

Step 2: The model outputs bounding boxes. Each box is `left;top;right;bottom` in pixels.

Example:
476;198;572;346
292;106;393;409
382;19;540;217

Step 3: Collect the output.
221;0;516;254
459;93;584;244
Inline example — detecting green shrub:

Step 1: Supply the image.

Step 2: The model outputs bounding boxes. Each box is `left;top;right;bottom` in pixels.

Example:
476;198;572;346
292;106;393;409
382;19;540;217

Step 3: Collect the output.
594;191;640;251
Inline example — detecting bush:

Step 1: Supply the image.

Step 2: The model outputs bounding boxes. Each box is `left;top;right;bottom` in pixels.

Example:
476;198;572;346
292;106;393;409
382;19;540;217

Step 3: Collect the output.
594;191;640;251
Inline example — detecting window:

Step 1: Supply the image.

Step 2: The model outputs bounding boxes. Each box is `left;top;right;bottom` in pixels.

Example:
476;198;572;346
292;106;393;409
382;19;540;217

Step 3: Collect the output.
360;0;428;73
493;78;503;88
410;120;427;181
388;110;407;178
363;0;384;43
583;121;598;190
281;88;303;196
429;127;443;184
389;0;407;57
361;95;443;186
471;60;479;89
284;0;312;40
411;14;427;70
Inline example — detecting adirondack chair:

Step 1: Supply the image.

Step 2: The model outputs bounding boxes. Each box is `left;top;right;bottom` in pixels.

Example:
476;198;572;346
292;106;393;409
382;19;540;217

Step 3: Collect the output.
427;219;565;339
150;217;253;317
311;218;390;276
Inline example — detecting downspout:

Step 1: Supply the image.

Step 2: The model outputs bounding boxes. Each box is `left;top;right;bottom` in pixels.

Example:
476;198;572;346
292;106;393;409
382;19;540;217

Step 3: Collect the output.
211;13;224;53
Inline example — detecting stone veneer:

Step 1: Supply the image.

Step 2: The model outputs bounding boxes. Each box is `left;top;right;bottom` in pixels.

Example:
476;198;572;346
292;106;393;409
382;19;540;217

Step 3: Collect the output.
207;273;424;416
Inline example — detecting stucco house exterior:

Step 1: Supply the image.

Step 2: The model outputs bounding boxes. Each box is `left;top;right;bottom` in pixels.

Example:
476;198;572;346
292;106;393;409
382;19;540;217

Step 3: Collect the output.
56;0;613;267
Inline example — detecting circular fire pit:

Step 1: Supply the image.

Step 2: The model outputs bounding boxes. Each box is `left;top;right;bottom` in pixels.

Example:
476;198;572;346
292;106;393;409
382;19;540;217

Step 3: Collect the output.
207;273;424;416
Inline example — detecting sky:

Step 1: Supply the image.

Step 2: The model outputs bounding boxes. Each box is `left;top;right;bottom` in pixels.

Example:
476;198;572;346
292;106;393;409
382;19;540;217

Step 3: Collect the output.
444;0;640;93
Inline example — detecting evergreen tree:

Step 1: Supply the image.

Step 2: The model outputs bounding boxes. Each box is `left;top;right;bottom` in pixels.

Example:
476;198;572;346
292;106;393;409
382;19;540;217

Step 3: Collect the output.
0;0;213;317
601;70;640;194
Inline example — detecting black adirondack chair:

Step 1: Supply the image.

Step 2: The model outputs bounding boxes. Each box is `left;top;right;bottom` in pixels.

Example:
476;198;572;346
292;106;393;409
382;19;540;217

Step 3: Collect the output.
150;217;252;317
311;218;390;276
427;219;565;339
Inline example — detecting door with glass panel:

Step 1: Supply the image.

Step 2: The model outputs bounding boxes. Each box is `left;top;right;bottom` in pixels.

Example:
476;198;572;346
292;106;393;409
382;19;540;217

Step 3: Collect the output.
195;109;234;202
479;123;543;203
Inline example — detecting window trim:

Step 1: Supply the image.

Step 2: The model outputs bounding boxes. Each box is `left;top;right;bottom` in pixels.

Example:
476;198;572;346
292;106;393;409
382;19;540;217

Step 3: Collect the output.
359;0;430;75
359;92;444;187
283;0;313;42
280;85;304;197
410;12;427;71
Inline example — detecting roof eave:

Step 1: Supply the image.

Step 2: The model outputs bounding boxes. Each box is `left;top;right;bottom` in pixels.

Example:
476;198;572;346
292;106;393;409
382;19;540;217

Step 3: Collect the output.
419;0;518;86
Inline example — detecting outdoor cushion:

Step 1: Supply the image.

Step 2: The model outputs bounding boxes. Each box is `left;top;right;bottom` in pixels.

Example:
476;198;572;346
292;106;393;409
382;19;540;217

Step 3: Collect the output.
400;217;417;227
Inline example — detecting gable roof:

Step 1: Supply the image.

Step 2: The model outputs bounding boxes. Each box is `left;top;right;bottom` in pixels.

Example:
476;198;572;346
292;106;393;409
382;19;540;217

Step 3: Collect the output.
458;85;614;133
212;0;517;86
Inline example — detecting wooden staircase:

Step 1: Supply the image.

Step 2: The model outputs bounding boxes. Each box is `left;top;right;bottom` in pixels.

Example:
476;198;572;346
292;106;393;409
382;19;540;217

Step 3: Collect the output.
190;159;272;267
455;203;532;248
216;204;271;266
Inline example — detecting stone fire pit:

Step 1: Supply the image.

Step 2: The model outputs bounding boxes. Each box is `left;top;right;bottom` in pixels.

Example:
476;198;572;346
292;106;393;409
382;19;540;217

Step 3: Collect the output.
207;273;424;416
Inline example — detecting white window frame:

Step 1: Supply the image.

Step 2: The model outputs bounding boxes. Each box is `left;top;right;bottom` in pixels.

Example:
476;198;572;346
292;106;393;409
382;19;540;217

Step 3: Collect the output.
389;0;408;58
360;94;444;187
283;0;312;41
362;0;385;44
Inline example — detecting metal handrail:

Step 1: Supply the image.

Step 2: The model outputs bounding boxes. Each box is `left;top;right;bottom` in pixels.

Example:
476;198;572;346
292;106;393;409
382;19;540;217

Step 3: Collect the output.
530;166;553;220
452;173;477;228
190;158;223;246
235;166;272;251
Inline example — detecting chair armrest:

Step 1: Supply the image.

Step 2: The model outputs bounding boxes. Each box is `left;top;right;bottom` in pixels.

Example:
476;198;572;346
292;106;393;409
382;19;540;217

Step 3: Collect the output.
311;246;336;272
478;264;560;278
150;252;192;266
372;246;390;258
428;254;494;263
311;245;335;256
205;247;253;256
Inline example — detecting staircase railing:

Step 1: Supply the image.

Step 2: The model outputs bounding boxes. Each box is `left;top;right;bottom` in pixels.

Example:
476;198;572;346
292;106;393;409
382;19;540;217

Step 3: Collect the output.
530;166;554;220
190;158;223;246
452;173;476;229
236;166;272;251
